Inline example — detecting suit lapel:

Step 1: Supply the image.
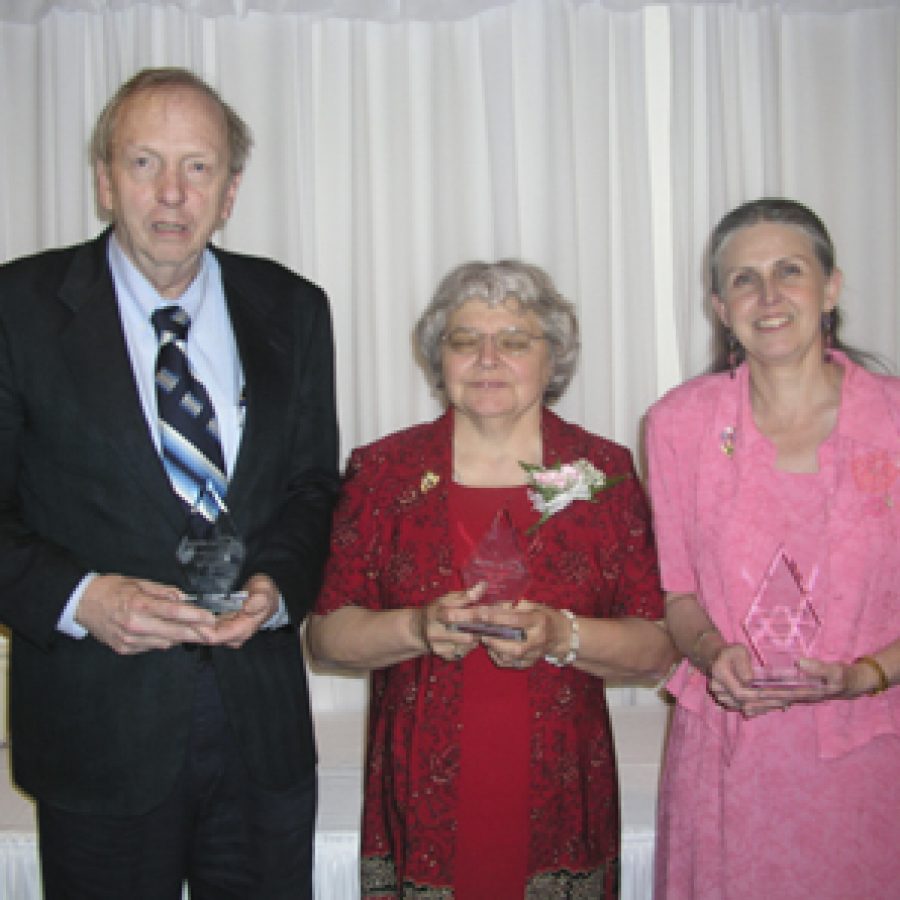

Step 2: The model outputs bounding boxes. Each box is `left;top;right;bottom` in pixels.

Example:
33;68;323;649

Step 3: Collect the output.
217;258;287;518
57;234;190;531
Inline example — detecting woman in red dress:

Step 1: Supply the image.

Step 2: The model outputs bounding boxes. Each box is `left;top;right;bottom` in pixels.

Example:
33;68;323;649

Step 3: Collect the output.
308;260;677;898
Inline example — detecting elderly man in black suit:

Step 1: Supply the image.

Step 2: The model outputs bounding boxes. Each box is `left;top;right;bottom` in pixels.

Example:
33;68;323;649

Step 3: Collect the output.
0;67;339;898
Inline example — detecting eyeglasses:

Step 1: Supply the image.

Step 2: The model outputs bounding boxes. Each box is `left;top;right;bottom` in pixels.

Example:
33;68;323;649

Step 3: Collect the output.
442;327;547;356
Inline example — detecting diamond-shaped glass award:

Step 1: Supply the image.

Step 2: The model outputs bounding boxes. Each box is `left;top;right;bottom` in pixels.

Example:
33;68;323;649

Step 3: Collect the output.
743;545;820;687
457;509;529;640
175;485;247;614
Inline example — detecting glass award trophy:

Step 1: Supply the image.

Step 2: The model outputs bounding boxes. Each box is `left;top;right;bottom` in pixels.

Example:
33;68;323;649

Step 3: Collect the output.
742;545;821;687
458;509;529;641
175;485;247;614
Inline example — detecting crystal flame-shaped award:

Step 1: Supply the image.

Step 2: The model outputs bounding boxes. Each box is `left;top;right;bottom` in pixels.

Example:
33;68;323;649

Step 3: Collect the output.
742;545;820;687
458;509;529;640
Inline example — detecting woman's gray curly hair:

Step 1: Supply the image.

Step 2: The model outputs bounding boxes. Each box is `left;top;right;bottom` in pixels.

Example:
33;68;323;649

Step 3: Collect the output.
414;259;580;404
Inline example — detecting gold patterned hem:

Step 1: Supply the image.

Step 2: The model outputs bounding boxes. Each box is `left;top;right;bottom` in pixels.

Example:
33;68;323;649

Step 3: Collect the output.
401;885;454;900
361;855;397;895
361;856;454;900
364;856;616;899
525;862;616;899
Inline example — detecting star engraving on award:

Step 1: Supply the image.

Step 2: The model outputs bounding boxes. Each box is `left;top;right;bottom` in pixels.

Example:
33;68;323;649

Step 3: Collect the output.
743;545;821;687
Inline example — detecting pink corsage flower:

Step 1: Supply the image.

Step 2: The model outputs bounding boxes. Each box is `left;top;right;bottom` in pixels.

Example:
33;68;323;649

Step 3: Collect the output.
521;459;625;532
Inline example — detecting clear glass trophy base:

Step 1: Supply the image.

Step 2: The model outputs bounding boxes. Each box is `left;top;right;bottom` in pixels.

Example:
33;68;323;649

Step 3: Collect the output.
749;666;819;689
185;590;248;615
451;621;526;641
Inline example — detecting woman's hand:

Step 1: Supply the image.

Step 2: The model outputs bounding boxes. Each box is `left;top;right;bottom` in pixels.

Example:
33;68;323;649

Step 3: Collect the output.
706;644;817;717
669;594;792;716
758;656;883;708
706;649;867;716
475;600;571;670
706;644;784;716
420;584;483;662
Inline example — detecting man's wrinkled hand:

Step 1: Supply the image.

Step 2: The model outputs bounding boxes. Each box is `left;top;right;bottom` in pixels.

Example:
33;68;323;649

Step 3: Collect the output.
76;574;216;655
206;573;281;649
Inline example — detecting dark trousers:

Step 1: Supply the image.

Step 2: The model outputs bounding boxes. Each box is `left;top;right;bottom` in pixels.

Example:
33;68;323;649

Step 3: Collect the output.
37;664;316;899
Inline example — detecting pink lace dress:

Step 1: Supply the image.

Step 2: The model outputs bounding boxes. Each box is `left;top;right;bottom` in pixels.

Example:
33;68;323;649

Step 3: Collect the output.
646;355;900;899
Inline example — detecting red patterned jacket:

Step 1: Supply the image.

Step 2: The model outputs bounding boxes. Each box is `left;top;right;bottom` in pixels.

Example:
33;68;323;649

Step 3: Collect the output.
316;407;664;898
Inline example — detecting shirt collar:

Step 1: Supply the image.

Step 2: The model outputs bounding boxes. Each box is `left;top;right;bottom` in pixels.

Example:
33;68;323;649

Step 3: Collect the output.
107;233;210;322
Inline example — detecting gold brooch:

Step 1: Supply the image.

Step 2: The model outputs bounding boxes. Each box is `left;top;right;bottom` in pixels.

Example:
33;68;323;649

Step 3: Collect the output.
420;471;440;494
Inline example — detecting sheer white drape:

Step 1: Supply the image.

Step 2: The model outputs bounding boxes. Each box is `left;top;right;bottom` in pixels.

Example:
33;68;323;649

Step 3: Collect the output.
669;2;900;378
0;0;661;457
1;0;898;712
6;0;900;24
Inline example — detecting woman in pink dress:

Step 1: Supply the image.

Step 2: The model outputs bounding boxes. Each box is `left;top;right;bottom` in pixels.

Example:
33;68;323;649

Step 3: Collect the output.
308;260;677;898
646;198;900;899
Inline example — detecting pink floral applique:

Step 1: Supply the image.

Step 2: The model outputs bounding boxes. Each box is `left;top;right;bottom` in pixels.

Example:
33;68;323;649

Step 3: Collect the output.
851;450;899;515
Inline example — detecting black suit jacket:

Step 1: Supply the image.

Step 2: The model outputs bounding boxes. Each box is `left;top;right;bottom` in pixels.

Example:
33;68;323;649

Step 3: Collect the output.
0;231;339;815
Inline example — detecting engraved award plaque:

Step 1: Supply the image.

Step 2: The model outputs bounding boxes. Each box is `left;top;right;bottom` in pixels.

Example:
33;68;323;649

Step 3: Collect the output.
458;509;529;640
743;545;821;687
176;485;247;614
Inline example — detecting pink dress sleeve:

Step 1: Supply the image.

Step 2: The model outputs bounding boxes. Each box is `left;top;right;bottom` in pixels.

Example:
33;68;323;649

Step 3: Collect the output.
644;379;738;742
646;391;699;595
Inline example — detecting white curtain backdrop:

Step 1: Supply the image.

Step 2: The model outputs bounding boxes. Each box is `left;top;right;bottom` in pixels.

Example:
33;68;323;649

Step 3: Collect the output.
668;1;900;378
1;0;898;712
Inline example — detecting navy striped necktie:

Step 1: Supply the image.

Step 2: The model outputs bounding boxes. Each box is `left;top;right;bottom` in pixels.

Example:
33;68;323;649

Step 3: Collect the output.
152;305;227;531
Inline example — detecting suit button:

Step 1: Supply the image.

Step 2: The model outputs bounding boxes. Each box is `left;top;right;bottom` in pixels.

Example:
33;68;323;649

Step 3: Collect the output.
184;644;212;663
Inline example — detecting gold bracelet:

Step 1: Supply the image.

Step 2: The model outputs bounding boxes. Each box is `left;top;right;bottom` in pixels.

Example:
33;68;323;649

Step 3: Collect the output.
689;627;718;663
415;606;433;654
854;655;890;696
